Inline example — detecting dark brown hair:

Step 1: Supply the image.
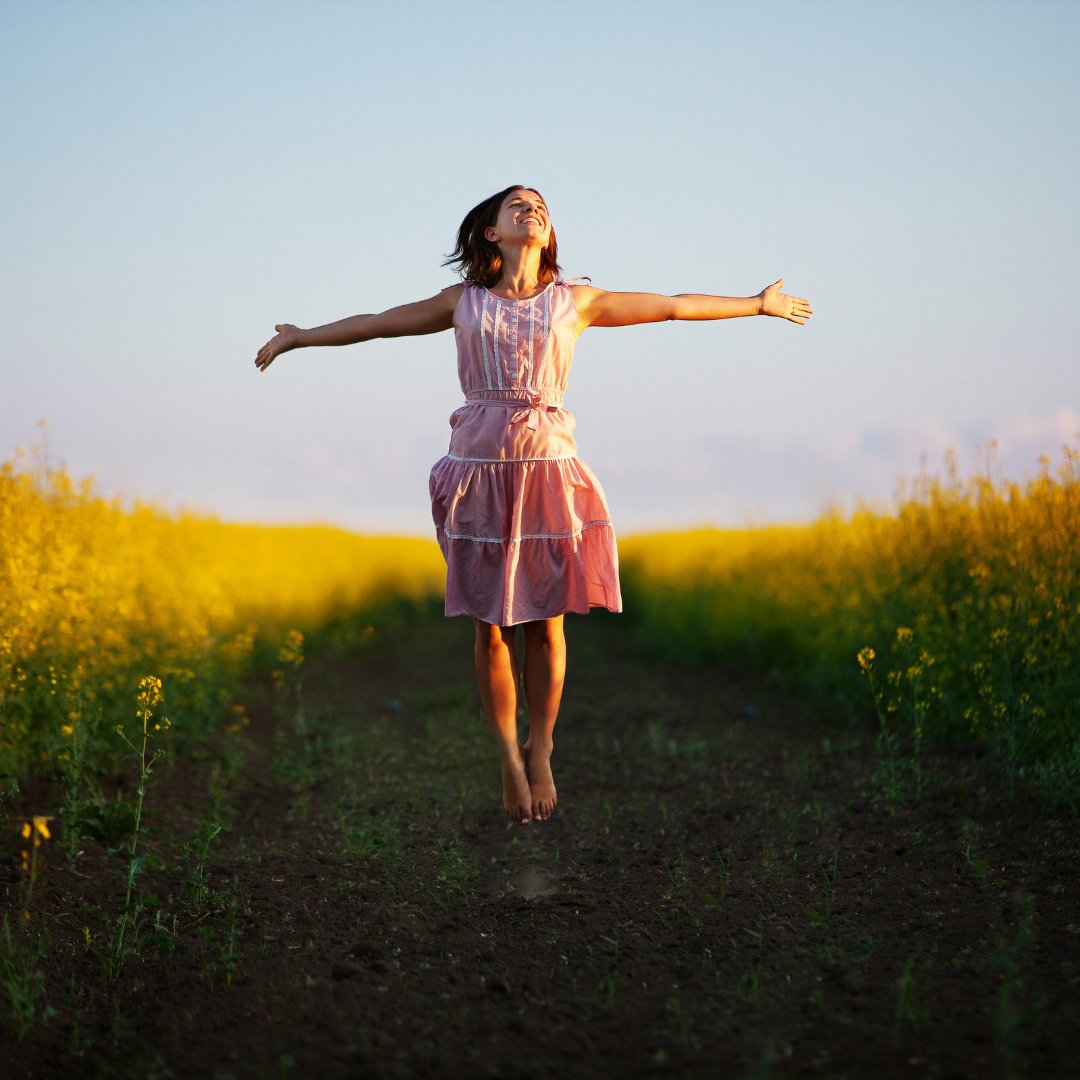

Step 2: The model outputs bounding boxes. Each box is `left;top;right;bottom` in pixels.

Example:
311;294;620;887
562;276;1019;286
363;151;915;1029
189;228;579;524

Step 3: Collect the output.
444;185;561;287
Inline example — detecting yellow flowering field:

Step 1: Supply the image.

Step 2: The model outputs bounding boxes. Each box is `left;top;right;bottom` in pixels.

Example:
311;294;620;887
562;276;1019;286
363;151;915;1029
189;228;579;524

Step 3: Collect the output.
0;452;445;784
620;445;1080;794
4;443;1078;801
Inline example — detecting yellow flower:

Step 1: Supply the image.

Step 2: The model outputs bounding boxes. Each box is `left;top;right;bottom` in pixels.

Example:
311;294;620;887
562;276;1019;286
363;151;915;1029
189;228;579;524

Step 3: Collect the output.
276;629;305;667
896;626;914;645
21;822;31;840
856;646;875;673
61;723;74;737
137;674;164;709
33;816;51;840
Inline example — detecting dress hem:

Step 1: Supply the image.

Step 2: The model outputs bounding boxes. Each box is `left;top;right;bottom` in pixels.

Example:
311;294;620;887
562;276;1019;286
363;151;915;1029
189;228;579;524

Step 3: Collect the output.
442;600;623;627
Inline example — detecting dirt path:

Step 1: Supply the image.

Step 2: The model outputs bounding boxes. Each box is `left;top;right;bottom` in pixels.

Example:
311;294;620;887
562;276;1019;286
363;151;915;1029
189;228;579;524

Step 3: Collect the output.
7;606;1078;1078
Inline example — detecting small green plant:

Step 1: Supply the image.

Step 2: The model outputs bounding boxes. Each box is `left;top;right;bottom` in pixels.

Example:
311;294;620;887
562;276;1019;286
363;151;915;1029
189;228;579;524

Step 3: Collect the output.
341;819;400;860
272;629;306;736
807;852;839;928
594;971;620;1002
196;892;241;988
594;935;621;1007
960;819;988;880
895;951;932;1033
207;717;246;824
432;836;473;905
737;955;765;1004
0;914;55;1038
882;626;939;799
711;844;734;907
182;817;223;917
665;991;695;1047
2;813;56;1038
222;894;240;987
56;691;94;861
857;647;904;813
993;892;1046;1079
0;778;19;811
108;675;170;980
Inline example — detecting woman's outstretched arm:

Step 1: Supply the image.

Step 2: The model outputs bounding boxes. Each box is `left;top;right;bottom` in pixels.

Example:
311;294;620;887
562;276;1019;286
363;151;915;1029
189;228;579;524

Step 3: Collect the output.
254;285;464;372
571;279;812;333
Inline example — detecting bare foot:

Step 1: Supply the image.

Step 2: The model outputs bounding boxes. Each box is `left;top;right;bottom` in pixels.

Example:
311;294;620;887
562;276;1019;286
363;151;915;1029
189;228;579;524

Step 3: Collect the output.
500;747;532;825
524;740;557;821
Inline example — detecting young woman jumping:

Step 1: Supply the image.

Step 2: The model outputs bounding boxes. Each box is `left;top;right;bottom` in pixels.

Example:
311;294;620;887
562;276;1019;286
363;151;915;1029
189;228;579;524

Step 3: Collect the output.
255;184;812;826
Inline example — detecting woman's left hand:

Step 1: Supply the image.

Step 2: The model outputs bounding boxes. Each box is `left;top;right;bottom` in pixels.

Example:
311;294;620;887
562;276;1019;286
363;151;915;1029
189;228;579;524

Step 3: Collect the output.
758;279;813;325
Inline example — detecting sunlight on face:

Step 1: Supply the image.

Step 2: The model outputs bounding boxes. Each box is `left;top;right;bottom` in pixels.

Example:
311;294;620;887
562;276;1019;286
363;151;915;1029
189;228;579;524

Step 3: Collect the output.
491;188;551;245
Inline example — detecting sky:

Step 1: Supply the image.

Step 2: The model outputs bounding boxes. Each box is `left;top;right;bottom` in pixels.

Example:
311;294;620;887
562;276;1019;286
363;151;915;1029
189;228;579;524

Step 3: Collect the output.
2;0;1078;536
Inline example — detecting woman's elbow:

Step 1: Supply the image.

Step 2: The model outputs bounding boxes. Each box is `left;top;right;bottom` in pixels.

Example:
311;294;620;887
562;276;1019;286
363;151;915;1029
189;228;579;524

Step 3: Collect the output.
664;296;685;321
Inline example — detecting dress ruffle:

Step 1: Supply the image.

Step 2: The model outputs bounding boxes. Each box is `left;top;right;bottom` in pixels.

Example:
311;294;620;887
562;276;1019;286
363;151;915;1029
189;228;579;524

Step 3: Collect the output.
429;454;621;626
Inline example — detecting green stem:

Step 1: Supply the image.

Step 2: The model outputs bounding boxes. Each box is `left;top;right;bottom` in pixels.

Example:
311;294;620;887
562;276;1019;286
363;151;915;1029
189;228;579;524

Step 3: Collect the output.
111;706;152;978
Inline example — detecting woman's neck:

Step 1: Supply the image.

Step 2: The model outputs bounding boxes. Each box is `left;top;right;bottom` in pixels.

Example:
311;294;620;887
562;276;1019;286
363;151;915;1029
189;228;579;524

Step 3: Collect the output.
495;245;544;297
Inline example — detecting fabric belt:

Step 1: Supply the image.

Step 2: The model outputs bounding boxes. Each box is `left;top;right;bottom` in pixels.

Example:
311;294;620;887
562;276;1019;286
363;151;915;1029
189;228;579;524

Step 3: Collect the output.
464;389;563;431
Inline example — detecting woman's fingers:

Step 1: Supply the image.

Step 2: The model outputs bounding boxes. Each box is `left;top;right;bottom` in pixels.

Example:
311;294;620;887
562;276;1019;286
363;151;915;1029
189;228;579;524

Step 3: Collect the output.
760;280;813;323
255;324;298;371
255;341;277;371
782;294;813;324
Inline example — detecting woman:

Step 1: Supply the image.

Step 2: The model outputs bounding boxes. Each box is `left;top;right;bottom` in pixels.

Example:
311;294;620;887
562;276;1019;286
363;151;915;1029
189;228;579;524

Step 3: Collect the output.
255;184;812;826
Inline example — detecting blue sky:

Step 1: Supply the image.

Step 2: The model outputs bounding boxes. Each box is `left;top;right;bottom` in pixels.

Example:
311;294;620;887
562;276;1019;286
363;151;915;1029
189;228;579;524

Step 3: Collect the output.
3;0;1078;534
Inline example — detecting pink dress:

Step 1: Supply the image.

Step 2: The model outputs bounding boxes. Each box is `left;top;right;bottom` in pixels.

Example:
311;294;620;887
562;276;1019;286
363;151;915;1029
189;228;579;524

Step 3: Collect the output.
429;280;623;626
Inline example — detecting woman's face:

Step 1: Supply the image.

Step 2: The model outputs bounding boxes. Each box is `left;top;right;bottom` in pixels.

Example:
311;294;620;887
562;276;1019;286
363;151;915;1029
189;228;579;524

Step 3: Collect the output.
486;188;551;248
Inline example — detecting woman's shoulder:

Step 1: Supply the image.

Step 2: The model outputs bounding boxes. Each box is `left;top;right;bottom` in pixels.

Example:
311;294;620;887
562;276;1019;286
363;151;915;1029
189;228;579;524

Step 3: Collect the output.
443;280;476;325
564;280;600;307
440;281;471;310
560;276;595;299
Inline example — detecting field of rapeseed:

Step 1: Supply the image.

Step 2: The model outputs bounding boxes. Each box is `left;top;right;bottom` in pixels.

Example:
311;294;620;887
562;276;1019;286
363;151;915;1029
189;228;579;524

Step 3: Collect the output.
4;442;1077;808
2;443;1078;1070
621;444;1080;805
0;449;445;790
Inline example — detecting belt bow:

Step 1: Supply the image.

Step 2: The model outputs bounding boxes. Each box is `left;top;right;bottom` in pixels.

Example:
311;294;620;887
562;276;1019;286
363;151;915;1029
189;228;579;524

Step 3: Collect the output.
510;391;545;431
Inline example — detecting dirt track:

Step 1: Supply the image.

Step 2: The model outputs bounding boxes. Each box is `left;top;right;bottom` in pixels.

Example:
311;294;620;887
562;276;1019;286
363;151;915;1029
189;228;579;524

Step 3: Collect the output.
6;605;1077;1078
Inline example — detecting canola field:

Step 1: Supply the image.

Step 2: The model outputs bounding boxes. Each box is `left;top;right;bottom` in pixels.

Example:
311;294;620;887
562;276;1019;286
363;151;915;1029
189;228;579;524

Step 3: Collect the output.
0;451;446;788
620;445;1080;802
3;443;1078;1070
2;443;1078;804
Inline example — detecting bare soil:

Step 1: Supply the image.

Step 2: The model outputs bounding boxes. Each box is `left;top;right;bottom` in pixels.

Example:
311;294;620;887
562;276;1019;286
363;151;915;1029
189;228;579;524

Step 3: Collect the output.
4;605;1078;1078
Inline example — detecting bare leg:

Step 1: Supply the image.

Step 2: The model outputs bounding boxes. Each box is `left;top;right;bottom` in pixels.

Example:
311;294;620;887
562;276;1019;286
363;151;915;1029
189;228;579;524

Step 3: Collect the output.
473;619;531;824
522;616;565;821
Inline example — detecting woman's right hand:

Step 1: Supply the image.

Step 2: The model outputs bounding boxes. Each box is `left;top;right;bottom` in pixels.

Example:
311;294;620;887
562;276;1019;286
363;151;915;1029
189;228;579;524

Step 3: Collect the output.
255;323;303;372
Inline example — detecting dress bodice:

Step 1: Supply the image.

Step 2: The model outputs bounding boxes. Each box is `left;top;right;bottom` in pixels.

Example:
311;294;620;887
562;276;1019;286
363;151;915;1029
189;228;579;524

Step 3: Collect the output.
453;281;579;407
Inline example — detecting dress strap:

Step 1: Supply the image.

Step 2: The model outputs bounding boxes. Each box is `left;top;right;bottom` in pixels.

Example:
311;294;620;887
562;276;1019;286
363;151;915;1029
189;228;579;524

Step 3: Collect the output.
556;275;592;286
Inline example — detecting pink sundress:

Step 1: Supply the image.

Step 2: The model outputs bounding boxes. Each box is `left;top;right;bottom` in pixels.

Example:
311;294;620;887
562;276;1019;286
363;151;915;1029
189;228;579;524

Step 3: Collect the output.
429;280;623;626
